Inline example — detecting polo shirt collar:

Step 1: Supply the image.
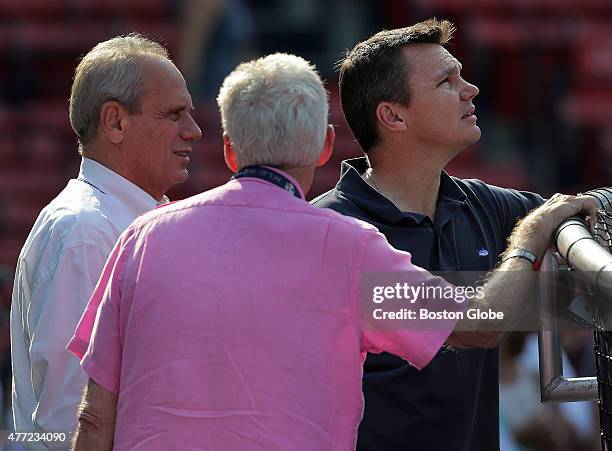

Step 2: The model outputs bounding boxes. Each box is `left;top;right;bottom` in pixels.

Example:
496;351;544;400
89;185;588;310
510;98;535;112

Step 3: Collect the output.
78;157;160;212
335;157;466;226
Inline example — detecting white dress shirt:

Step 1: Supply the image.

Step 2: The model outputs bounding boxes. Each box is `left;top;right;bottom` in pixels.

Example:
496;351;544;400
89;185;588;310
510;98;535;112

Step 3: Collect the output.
10;157;161;449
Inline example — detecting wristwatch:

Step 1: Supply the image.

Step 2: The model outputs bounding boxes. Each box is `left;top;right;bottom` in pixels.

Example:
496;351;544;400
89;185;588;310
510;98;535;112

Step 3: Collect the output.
502;248;541;270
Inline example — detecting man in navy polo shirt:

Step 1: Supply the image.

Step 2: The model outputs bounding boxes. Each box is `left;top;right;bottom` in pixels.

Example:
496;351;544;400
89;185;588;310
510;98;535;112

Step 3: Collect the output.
313;19;544;451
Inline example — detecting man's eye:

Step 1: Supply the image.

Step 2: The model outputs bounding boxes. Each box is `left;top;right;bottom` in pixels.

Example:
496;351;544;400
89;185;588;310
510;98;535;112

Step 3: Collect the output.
438;78;450;86
167;112;180;121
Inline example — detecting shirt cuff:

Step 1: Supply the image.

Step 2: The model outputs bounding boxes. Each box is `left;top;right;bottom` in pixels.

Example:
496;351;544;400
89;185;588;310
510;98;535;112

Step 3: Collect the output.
81;355;119;396
66;336;88;360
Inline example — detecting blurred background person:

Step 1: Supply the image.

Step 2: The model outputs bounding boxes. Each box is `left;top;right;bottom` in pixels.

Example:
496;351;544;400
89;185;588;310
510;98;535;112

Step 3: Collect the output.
178;0;257;102
499;332;599;451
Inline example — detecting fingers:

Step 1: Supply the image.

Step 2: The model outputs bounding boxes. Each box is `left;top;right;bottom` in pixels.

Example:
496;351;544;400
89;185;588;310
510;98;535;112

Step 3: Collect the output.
576;195;598;233
576;195;598;216
544;193;598;233
565;194;597;216
513;193;599;258
564;194;597;231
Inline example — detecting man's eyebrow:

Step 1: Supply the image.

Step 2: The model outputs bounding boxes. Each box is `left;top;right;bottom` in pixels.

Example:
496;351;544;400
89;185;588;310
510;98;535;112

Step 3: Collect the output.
438;61;462;79
165;104;195;112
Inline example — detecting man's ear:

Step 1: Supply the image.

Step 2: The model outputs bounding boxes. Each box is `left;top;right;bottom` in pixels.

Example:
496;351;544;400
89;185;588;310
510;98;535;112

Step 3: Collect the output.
99;101;127;144
375;102;407;132
316;124;335;167
223;134;239;172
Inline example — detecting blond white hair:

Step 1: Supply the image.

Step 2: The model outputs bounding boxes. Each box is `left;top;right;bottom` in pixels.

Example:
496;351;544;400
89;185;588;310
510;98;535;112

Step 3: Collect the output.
217;53;328;168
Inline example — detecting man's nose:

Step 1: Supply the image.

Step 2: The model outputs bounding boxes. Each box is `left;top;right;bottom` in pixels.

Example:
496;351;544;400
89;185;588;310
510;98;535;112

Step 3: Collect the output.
183;114;203;141
461;79;479;101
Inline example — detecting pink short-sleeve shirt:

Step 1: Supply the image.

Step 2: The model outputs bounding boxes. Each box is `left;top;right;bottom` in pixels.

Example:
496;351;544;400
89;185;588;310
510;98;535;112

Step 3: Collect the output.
69;172;460;450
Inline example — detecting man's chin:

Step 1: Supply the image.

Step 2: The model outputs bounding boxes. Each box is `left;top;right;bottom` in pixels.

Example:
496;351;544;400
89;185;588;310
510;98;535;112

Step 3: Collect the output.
464;127;482;146
449;130;482;155
172;169;189;185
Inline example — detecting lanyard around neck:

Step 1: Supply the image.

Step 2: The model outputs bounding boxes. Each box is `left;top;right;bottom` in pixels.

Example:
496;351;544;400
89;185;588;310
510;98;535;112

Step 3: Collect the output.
231;166;302;199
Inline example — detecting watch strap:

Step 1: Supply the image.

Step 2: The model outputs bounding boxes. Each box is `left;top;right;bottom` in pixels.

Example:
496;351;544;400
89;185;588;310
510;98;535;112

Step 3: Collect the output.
502;248;541;271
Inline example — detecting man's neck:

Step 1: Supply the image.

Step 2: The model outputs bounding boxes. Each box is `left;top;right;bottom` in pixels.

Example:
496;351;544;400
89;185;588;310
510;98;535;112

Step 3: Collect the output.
82;148;164;201
365;144;450;220
277;165;316;196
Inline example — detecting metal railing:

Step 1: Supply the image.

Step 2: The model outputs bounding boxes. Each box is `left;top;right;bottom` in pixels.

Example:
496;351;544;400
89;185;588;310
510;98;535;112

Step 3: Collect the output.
538;188;612;450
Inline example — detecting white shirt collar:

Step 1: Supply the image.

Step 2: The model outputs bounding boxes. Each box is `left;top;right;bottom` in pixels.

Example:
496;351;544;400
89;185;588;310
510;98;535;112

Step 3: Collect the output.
78;157;160;212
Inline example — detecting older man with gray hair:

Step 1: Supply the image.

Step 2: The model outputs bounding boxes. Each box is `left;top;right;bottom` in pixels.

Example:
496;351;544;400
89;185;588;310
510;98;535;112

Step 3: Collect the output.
10;33;201;448
67;53;594;450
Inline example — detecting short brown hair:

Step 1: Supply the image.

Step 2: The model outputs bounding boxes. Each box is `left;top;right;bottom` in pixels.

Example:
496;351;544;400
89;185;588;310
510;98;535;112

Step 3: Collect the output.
338;18;455;152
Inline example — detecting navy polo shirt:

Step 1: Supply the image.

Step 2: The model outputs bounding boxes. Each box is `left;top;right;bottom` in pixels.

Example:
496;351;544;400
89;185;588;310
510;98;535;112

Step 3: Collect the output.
312;157;543;451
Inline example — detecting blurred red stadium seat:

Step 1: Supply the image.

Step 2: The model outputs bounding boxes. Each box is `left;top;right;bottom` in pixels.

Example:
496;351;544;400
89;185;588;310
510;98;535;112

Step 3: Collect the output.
0;21;177;54
67;0;170;16
0;0;64;18
21;101;71;133
0;103;17;134
0;169;67;204
561;90;612;127
447;147;531;189
417;0;612;14
571;21;612;86
0;0;171;18
0;21;109;53
0;237;24;268
467;17;568;49
6;203;42;231
0;136;18;170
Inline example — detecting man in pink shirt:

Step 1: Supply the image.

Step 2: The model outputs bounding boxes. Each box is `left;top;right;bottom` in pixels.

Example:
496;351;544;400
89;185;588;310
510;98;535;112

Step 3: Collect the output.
68;54;595;450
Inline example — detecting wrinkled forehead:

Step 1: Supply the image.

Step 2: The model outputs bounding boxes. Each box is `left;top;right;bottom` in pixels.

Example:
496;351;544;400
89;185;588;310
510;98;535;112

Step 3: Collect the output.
139;57;192;104
401;44;461;85
139;57;187;91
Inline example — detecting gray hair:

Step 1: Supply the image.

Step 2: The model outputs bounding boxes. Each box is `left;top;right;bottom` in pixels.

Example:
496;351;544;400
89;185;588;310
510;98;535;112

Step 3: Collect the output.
216;53;328;168
69;33;169;152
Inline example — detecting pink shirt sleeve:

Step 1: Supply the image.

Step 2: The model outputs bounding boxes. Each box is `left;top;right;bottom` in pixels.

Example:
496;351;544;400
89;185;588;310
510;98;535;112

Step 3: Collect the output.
356;228;465;370
67;230;132;395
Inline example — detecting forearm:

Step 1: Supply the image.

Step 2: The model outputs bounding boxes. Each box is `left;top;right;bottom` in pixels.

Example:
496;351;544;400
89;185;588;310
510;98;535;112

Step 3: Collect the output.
447;215;544;348
72;380;117;451
447;257;535;348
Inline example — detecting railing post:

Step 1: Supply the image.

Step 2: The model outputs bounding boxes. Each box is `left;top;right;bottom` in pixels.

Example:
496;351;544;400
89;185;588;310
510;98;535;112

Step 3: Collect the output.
538;251;598;402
